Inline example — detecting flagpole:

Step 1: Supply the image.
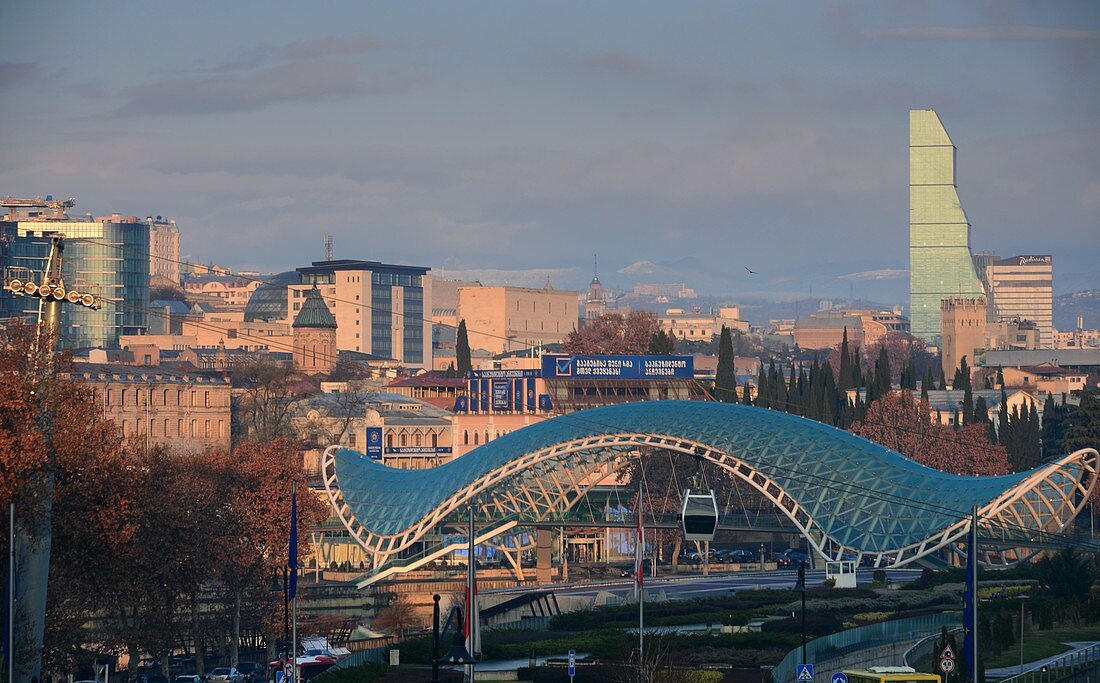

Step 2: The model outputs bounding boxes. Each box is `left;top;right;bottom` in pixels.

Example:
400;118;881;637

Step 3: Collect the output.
637;480;644;683
970;506;979;683
290;484;298;683
8;502;14;683
467;504;477;683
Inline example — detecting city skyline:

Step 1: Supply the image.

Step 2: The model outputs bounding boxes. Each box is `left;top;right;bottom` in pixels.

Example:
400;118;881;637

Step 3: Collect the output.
1;1;1098;303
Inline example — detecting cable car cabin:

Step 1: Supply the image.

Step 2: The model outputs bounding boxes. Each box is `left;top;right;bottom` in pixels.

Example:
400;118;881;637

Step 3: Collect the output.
680;489;718;541
842;667;941;683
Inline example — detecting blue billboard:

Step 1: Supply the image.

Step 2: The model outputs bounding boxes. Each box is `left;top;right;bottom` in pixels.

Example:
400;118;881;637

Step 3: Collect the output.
365;427;383;460
541;354;694;379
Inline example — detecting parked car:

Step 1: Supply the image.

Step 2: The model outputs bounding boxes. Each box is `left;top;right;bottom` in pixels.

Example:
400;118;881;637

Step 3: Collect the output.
175;676;202;683
206;668;244;683
784;548;811;565
235;663;263;683
726;549;756;563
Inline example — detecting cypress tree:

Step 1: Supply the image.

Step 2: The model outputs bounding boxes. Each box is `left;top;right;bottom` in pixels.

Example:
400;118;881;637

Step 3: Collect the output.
996;367;1004;388
839;328;852;391
996;388;1009;446
755;364;768;408
874;346;892;397
742;372;755;406
1040;393;1065;459
962;383;975;426
456;319;472;375
715;326;737;403
953;355;971;391
648;329;676;355
1027;401;1042;467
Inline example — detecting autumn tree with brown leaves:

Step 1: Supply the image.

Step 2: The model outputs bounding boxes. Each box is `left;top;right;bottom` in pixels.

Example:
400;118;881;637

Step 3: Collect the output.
562;311;660;355
2;321;329;675
852;390;1009;475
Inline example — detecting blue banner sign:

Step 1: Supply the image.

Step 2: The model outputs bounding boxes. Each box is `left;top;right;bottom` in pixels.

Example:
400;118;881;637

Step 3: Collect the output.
468;369;541;379
541;354;694;379
492;380;512;410
365;427;383;460
387;446;452;455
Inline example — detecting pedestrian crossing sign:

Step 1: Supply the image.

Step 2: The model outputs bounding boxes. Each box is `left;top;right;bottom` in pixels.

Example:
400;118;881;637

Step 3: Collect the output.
797;664;815;681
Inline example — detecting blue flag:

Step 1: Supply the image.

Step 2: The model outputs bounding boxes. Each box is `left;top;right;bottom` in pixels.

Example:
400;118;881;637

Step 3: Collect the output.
962;518;976;678
289;487;298;601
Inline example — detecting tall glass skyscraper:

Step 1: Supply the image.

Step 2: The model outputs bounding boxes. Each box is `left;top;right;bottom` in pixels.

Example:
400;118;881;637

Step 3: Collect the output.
1;217;149;349
909;109;986;345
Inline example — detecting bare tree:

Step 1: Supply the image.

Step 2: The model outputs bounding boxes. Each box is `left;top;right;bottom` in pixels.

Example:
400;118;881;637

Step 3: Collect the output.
372;595;418;639
232;356;302;443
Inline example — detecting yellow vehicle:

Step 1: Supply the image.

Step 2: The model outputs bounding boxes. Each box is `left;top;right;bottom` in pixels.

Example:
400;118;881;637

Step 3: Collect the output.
842;667;941;683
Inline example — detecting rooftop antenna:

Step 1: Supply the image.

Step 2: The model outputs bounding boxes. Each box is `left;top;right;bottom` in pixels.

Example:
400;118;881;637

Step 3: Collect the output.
324;234;333;261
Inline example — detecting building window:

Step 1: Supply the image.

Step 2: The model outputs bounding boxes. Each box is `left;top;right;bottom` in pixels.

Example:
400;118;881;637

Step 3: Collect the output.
400;433;407;447
463;430;469;445
432;432;438;447
415;433;422;446
386;434;394;449
473;432;479;445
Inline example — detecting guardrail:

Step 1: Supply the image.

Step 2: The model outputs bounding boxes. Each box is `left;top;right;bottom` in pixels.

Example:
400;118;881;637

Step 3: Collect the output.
772;614;959;683
995;641;1100;683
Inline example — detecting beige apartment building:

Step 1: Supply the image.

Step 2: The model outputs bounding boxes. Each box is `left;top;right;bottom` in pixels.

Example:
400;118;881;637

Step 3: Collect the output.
74;362;232;453
147;216;180;283
660;306;748;341
983;255;1053;349
287;259;433;368
794;309;909;351
183;274;264;310
457;283;579;354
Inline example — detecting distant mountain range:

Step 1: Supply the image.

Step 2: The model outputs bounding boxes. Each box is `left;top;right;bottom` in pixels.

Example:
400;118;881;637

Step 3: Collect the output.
1054;290;1100;330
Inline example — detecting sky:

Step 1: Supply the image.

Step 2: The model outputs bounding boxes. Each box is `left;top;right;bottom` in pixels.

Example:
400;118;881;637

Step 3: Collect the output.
1;1;1097;303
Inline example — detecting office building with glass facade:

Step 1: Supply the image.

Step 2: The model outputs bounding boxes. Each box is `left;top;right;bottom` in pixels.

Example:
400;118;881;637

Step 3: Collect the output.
1;217;149;349
909;109;986;345
289;259;432;368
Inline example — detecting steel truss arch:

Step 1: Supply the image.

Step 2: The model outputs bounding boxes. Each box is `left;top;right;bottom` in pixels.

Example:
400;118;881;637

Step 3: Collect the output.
321;401;1097;575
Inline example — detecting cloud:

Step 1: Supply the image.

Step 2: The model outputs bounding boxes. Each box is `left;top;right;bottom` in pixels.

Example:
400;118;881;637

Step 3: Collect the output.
837;268;908;281
864;26;1100;41
579;51;776;97
213;34;381;71
1081;181;1100;209
115;60;428;116
0;62;39;89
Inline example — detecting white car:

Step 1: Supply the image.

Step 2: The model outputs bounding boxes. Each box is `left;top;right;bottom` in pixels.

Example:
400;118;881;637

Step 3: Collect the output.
206;668;244;683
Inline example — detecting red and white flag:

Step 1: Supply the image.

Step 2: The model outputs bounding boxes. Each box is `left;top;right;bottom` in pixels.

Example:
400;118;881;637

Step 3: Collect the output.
464;580;481;655
634;492;644;599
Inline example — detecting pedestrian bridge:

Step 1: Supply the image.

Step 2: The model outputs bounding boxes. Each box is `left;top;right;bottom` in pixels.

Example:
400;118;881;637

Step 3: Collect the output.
321;401;1097;585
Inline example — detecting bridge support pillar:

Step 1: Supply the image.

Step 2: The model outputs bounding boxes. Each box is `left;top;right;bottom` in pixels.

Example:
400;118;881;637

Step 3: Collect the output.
536;529;553;584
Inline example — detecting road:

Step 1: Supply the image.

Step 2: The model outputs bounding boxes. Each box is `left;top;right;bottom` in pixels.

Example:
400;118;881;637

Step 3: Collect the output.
487;567;922;601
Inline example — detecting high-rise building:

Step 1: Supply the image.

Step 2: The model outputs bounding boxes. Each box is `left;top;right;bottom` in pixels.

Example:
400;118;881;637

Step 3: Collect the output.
147;215;180;284
1;198;149;349
909;110;985;345
288;259;432;368
985;255;1053;349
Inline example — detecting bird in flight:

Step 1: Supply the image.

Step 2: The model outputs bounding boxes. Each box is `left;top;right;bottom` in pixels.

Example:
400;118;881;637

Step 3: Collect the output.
744;266;757;274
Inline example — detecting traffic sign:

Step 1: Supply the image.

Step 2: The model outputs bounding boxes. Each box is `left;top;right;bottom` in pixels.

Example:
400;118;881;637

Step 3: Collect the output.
832;673;849;683
940;658;955;674
568;649;576;678
941;644;956;660
283;661;294;683
797;664;815;681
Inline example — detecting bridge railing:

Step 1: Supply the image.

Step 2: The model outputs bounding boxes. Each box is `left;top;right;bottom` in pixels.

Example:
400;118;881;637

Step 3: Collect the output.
772;614;959;683
994;641;1100;683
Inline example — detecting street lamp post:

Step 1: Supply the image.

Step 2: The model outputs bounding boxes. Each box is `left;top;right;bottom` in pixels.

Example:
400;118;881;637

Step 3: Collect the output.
1018;594;1029;674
